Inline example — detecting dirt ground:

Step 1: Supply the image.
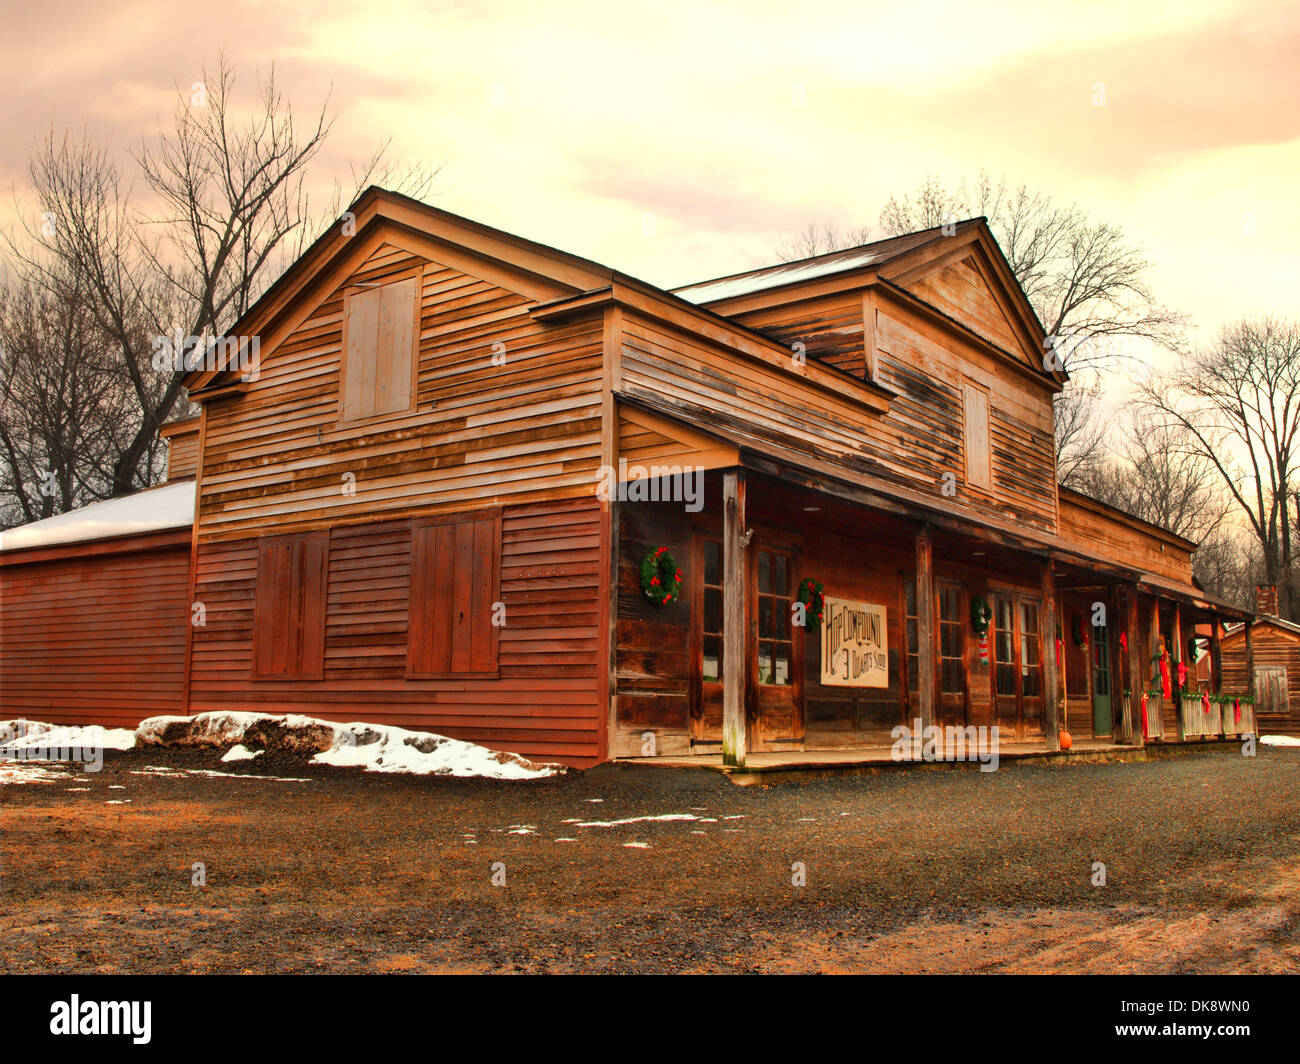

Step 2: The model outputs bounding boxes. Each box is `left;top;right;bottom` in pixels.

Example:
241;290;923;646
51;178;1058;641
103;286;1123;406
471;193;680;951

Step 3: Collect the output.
1;744;1298;974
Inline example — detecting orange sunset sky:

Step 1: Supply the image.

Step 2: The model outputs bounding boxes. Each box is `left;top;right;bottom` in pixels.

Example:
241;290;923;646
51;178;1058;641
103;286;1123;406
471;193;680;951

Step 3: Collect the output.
1;0;1296;346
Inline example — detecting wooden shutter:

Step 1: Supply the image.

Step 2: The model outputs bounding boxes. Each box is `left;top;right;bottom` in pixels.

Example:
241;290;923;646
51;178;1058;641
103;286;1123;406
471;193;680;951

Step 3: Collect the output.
341;274;418;422
253;531;328;678
962;381;992;491
408;511;501;677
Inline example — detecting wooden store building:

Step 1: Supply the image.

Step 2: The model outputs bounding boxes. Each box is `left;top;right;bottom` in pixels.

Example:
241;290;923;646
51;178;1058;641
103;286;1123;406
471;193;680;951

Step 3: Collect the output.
0;188;1258;767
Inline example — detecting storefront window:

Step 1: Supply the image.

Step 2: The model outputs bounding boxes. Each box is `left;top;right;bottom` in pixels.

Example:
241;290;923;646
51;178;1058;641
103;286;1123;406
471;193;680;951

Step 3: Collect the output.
1019;601;1042;697
701;539;723;682
756;549;791;686
938;584;964;694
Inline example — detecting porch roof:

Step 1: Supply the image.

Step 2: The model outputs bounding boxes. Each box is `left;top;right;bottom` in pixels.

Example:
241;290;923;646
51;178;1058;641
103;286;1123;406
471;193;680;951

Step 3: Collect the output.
618;394;1252;622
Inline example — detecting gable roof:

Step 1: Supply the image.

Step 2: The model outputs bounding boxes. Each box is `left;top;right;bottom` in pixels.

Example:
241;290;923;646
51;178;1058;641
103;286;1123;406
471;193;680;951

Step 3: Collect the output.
670;221;981;304
674;218;1062;390
183;192;1062;400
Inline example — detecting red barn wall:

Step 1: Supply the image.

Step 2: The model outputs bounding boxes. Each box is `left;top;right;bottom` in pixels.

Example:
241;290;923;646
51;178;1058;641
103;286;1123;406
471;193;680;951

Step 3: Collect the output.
0;532;192;727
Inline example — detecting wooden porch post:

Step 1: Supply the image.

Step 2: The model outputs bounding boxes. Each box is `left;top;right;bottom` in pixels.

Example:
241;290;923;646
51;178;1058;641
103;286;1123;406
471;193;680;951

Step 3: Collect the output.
1042;562;1061;751
1125;586;1144;745
914;525;935;737
1245;619;1256;702
1172;604;1185;741
1210;615;1223;695
721;469;747;768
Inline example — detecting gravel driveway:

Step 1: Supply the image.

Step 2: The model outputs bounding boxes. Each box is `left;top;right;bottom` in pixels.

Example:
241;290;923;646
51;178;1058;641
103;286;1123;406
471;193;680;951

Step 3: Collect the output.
2;745;1298;973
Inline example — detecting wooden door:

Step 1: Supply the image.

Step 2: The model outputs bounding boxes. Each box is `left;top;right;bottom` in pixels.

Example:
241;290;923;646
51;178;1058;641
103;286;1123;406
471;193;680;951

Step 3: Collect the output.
689;534;724;743
1018;598;1046;738
990;590;1046;740
751;543;802;747
937;582;967;728
1091;620;1113;737
1255;665;1289;726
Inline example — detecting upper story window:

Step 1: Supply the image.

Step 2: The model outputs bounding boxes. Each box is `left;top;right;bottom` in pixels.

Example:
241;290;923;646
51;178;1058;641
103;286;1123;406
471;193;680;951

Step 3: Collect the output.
340;275;420;422
962;380;992;491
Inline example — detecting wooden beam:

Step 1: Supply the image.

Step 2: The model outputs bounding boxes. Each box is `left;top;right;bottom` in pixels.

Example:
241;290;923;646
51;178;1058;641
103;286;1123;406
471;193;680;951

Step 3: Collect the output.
1148;599;1162;741
1172;603;1185;741
1245;620;1256;701
722;469;747;767
1210;616;1223;695
914;525;935;735
1042;562;1061;750
1124;587;1143;744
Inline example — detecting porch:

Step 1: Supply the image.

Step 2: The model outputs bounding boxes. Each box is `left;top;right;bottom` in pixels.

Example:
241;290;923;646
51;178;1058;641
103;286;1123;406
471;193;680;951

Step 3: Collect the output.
610;460;1255;768
617;737;1246;785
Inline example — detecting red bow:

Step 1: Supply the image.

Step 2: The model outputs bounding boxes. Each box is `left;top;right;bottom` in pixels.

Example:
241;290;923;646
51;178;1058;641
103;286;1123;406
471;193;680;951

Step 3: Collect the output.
1119;631;1128;653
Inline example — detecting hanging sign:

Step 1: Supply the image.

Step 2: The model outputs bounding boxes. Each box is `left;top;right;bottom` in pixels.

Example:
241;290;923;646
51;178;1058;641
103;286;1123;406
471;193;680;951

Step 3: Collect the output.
819;597;888;688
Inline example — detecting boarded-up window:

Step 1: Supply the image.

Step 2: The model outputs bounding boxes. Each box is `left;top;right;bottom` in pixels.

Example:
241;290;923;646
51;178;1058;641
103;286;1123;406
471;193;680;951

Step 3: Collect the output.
407;511;501;677
341;275;419;422
962;381;992;491
253;531;329;678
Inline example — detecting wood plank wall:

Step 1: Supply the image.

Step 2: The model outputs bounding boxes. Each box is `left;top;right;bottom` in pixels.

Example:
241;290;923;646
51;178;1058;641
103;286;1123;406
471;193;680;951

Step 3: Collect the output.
188;498;603;764
1222;625;1300;736
0;536;192;726
679;287;1059;533
197;242;604;542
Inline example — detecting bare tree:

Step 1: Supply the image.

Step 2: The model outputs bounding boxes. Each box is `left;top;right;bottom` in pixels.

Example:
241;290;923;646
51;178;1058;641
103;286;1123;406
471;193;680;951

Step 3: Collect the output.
775;220;874;262
3;55;439;514
0;263;139;522
780;172;1186;374
1054;378;1107;488
879;173;1187;371
1135;317;1300;618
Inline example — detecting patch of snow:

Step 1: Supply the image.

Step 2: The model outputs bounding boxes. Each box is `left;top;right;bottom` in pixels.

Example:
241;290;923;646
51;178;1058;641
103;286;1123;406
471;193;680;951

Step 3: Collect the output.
555;838;578;843
136;711;562;781
1261;734;1300;747
0;481;194;552
221;744;263;762
183;769;311;782
313;720;560;780
623;842;650;849
575;813;699;828
105;800;130;805
0;763;68;784
0;720;136;755
583;798;604;803
108;785;126;790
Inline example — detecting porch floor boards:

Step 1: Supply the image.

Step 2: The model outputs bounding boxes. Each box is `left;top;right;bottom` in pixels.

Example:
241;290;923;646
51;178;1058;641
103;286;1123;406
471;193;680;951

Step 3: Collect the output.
616;737;1239;784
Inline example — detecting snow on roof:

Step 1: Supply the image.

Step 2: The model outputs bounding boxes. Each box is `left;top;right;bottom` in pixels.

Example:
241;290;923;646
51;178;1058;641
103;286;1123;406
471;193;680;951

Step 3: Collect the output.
0;480;195;553
671;223;977;305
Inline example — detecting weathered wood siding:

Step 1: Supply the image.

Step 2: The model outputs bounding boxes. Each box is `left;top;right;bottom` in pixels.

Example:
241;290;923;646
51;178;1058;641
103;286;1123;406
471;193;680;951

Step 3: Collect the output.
1222;623;1300;736
680;284;1059;533
1057;491;1193;584
197;241;604;542
188;498;603;764
0;534;191;726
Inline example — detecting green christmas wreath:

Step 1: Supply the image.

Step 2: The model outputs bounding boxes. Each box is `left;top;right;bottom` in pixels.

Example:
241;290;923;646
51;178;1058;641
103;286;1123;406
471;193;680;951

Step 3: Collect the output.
970;594;992;635
640;547;683;606
796;577;825;631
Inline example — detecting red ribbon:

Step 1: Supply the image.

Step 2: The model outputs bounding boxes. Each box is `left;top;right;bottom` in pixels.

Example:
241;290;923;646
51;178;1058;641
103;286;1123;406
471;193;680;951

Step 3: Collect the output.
1234;697;1241;724
1140;691;1149;739
1119;631;1128;653
1160;654;1172;699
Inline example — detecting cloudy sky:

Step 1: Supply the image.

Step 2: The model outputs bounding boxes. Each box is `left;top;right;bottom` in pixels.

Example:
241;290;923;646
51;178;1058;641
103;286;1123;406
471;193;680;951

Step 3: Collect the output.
2;0;1296;343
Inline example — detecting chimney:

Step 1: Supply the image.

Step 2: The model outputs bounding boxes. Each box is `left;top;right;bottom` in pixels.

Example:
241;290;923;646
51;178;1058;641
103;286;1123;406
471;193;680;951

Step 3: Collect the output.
1255;584;1279;616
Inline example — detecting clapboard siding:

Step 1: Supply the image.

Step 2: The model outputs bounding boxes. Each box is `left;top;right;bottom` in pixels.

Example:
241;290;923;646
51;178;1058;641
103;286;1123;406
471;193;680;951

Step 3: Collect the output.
197;243;604;542
1221;622;1300;736
636;285;1058;532
1057;489;1194;584
188;497;604;764
0;535;191;726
